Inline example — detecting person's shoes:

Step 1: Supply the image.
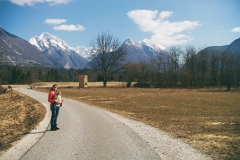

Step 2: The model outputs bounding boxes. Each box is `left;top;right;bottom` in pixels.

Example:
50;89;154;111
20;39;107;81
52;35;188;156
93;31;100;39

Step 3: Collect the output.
50;125;56;131
54;125;59;130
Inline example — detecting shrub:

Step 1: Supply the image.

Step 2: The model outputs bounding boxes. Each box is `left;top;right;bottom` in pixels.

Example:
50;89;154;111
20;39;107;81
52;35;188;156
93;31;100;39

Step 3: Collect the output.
133;82;151;88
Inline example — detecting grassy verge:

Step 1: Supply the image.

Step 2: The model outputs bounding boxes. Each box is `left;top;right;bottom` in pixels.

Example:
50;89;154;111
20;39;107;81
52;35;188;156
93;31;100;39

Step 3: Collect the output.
0;90;46;151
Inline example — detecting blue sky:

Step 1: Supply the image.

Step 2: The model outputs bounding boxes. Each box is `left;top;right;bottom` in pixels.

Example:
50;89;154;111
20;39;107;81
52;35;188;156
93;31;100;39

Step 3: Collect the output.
0;0;240;49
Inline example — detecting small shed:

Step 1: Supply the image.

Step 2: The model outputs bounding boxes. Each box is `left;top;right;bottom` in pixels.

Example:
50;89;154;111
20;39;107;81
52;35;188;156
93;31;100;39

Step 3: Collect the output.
79;74;88;88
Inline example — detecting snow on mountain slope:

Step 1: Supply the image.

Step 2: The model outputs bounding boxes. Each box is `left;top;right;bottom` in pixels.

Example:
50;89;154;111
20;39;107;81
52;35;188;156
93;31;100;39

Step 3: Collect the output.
30;32;72;52
122;39;165;63
72;46;92;59
29;32;87;69
29;32;169;68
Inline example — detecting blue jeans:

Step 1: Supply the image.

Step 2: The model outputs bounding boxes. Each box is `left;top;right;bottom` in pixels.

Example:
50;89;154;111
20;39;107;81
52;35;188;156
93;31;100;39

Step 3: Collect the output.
51;106;60;126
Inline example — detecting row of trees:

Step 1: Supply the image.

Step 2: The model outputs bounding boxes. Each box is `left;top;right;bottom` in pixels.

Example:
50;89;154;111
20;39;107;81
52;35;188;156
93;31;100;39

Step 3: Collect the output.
0;66;81;84
119;47;240;91
88;32;240;90
180;46;240;90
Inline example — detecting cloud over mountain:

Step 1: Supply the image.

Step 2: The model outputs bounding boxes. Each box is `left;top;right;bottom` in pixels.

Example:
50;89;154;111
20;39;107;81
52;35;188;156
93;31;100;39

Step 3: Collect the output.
44;18;85;32
53;24;85;31
127;10;200;47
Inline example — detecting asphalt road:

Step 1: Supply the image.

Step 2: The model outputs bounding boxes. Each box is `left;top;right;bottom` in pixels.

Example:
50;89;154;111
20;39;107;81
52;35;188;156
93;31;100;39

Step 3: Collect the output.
9;88;161;160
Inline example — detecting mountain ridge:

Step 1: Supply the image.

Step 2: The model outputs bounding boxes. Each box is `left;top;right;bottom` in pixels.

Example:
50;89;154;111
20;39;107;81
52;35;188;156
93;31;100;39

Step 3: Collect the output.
0;27;53;67
29;32;88;69
198;37;240;56
0;27;239;70
121;38;165;63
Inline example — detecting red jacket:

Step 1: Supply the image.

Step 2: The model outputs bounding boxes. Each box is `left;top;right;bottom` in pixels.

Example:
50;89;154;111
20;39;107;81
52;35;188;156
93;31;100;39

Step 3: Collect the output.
48;89;63;106
48;89;58;103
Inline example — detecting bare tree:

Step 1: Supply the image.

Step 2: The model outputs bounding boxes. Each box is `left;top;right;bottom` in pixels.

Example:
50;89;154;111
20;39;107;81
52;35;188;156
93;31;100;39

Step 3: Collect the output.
197;49;208;87
182;45;197;88
166;46;183;87
220;51;235;91
137;61;150;84
149;52;165;87
89;32;125;87
209;50;219;86
235;55;240;88
122;62;138;87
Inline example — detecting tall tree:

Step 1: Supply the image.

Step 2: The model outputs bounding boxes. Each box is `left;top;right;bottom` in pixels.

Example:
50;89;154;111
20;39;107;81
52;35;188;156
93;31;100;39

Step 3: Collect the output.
137;61;149;84
25;71;32;84
46;68;60;82
38;70;45;82
122;62;138;87
209;50;219;86
235;55;240;88
89;32;125;87
166;46;182;87
197;50;208;87
222;51;234;91
182;45;197;88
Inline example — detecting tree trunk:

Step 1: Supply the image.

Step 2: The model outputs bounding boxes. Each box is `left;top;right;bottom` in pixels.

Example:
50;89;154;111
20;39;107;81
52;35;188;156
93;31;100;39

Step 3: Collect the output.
227;83;231;91
103;80;107;87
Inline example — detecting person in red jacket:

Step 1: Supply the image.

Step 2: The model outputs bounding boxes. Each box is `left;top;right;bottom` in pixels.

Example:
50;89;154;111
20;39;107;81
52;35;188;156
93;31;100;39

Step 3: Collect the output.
48;84;62;131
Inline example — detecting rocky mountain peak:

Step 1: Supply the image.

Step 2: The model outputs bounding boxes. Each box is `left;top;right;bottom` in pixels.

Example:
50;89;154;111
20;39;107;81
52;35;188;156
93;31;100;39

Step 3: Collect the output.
141;39;165;50
30;32;72;52
29;32;88;69
39;32;54;39
123;39;139;46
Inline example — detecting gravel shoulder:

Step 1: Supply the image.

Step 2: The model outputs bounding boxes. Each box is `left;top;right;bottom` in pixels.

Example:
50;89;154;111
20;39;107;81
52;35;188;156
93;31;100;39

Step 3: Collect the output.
103;109;212;160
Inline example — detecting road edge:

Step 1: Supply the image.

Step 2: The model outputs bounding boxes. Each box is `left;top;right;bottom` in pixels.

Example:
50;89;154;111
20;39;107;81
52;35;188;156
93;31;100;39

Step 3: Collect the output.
0;102;51;160
98;108;212;160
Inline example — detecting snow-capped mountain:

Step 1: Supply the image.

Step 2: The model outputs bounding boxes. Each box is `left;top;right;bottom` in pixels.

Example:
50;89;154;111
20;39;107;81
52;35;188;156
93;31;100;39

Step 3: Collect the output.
2;27;239;70
121;39;165;63
29;33;166;67
29;32;73;52
29;32;88;69
72;46;92;59
73;38;166;63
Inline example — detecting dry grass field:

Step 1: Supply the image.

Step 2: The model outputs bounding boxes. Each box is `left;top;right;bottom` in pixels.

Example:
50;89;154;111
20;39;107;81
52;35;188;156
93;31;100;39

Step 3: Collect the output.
1;82;240;160
0;89;46;151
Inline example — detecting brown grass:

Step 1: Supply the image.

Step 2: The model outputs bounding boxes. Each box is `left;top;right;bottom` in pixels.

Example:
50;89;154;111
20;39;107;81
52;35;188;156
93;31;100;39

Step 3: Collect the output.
1;82;240;160
35;85;240;160
0;89;46;151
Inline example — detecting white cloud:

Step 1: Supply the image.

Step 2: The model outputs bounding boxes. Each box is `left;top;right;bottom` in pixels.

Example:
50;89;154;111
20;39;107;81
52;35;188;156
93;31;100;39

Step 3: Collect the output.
53;24;85;31
44;19;66;25
232;27;240;33
10;0;71;6
159;11;173;20
127;10;200;47
44;18;85;32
